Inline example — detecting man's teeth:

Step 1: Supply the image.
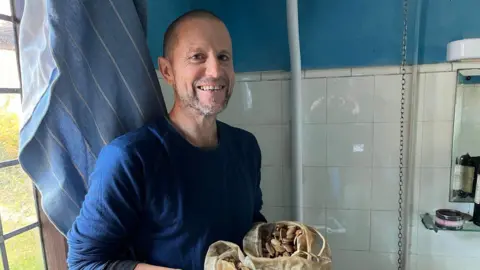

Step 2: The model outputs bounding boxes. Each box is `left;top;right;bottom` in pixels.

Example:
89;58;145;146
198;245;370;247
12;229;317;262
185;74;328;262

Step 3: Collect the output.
199;85;223;91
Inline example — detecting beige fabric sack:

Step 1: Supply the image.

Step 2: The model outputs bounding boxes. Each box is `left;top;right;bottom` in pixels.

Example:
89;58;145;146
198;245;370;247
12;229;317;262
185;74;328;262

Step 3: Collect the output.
242;221;332;270
205;221;332;270
204;241;250;270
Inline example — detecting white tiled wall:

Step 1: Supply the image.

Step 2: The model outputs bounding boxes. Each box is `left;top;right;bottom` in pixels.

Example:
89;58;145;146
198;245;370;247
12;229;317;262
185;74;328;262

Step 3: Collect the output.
158;62;480;270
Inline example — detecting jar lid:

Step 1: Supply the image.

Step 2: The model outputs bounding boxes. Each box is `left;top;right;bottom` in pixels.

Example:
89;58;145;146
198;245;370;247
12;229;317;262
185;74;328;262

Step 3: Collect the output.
435;209;464;221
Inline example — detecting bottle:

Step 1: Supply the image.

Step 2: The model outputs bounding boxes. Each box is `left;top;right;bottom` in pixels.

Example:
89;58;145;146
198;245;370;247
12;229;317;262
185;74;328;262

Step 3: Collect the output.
473;175;480;226
455;153;475;198
466;156;477;198
452;157;462;197
471;156;479;199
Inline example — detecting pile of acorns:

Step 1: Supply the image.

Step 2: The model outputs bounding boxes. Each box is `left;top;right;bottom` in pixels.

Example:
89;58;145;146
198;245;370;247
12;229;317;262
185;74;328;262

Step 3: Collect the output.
262;223;304;258
223;256;250;270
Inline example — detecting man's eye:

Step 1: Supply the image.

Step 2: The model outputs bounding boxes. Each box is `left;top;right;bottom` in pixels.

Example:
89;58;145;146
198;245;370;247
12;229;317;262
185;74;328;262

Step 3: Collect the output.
191;54;205;61
219;54;230;61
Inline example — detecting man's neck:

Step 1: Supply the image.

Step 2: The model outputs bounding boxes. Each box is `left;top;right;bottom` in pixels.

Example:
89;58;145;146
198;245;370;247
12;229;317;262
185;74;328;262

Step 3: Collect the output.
168;106;218;148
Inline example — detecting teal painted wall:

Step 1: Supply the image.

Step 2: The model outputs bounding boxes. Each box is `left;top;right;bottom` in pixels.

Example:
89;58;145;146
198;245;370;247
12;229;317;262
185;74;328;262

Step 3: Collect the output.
147;0;480;72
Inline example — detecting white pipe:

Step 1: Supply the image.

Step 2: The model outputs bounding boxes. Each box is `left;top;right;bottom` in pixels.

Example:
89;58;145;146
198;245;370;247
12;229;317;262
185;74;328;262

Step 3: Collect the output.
404;0;423;268
286;0;303;222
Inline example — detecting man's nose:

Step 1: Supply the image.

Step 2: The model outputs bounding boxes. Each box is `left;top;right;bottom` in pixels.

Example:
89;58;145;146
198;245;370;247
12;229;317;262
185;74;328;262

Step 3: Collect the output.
205;57;220;78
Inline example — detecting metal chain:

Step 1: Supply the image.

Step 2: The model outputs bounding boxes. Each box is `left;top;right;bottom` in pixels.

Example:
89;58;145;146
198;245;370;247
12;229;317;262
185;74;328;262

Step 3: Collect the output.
397;0;409;269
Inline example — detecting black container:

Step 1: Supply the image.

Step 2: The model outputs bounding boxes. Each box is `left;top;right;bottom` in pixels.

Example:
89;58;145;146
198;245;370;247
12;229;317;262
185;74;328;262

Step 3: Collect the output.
473;179;480;226
434;209;465;230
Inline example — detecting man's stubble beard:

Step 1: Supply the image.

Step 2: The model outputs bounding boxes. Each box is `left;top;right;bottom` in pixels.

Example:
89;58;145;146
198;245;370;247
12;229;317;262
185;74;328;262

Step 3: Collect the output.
174;84;232;117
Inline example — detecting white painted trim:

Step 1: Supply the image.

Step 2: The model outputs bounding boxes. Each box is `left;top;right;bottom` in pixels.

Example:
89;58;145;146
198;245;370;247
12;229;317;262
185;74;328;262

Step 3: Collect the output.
352;66;400;76
235;72;261;82
418;63;452;73
452;62;480;71
261;71;292;81
158;62;466;83
304;68;351;78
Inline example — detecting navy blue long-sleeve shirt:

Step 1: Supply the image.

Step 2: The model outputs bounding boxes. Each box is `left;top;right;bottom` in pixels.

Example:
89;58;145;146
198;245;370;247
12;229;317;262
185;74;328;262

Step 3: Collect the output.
66;117;266;270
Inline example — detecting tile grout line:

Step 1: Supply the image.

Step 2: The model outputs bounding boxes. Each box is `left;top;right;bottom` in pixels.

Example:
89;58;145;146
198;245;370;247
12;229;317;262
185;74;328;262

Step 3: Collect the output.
371;74;377;250
369;209;372;252
325;77;330;168
279;79;288;212
370;76;375;252
323;78;328;168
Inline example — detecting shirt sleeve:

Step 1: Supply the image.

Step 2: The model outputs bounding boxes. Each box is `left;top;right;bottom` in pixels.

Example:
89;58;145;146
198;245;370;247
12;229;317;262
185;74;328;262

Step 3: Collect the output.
251;136;267;224
66;144;145;270
104;260;139;270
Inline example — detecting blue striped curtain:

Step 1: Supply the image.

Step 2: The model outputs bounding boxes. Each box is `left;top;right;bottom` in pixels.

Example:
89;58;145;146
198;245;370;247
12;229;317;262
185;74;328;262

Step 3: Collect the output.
18;0;166;235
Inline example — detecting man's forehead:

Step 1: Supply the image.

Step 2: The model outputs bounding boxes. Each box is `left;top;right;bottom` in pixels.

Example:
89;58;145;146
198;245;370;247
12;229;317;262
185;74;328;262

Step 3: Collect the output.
175;20;232;50
177;18;228;37
180;15;220;27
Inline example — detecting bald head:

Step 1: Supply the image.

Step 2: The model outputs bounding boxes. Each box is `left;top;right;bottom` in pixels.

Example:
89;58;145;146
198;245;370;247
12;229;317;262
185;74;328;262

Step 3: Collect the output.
163;9;223;59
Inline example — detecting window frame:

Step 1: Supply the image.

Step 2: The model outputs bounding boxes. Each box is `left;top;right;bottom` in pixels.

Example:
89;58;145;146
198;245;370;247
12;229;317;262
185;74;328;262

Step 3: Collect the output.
0;0;68;269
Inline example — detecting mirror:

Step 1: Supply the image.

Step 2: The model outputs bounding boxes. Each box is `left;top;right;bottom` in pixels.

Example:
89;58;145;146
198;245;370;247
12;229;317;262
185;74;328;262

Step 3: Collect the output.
449;69;480;203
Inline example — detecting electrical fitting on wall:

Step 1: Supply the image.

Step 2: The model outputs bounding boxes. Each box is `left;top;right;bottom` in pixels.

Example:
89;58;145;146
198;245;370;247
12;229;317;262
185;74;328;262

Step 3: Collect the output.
447;38;480;62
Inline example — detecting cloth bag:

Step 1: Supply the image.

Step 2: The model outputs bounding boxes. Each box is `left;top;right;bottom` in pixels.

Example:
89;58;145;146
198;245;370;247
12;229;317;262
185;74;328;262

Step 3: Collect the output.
243;221;332;270
204;241;250;270
205;221;332;270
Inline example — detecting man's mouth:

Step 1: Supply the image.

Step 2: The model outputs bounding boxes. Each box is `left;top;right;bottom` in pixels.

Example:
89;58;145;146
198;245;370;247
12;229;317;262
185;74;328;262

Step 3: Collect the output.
196;85;226;91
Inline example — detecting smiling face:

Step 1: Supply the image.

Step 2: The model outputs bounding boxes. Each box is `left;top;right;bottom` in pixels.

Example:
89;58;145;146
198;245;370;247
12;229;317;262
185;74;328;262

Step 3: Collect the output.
159;16;235;117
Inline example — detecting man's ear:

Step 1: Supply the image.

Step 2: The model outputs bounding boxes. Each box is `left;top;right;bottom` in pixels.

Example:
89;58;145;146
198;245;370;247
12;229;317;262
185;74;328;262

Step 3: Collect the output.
158;57;174;85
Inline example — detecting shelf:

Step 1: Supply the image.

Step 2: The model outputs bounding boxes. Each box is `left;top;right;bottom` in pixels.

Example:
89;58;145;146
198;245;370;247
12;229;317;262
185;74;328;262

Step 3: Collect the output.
449;196;475;203
421;213;480;233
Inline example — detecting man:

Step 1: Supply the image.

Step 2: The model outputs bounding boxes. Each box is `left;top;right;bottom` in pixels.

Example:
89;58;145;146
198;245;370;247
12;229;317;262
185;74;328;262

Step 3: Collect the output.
66;9;266;270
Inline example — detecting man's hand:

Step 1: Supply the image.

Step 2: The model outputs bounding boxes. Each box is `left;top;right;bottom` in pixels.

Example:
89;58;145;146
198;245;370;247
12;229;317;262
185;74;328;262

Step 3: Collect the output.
134;263;181;270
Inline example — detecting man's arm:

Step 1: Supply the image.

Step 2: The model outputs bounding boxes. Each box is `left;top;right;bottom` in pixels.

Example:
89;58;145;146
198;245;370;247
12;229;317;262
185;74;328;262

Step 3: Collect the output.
66;144;177;270
251;136;267;224
134;264;179;270
66;143;144;269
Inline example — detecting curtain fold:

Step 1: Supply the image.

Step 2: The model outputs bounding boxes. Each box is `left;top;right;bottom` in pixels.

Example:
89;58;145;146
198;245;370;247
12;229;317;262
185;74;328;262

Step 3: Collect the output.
18;0;166;235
